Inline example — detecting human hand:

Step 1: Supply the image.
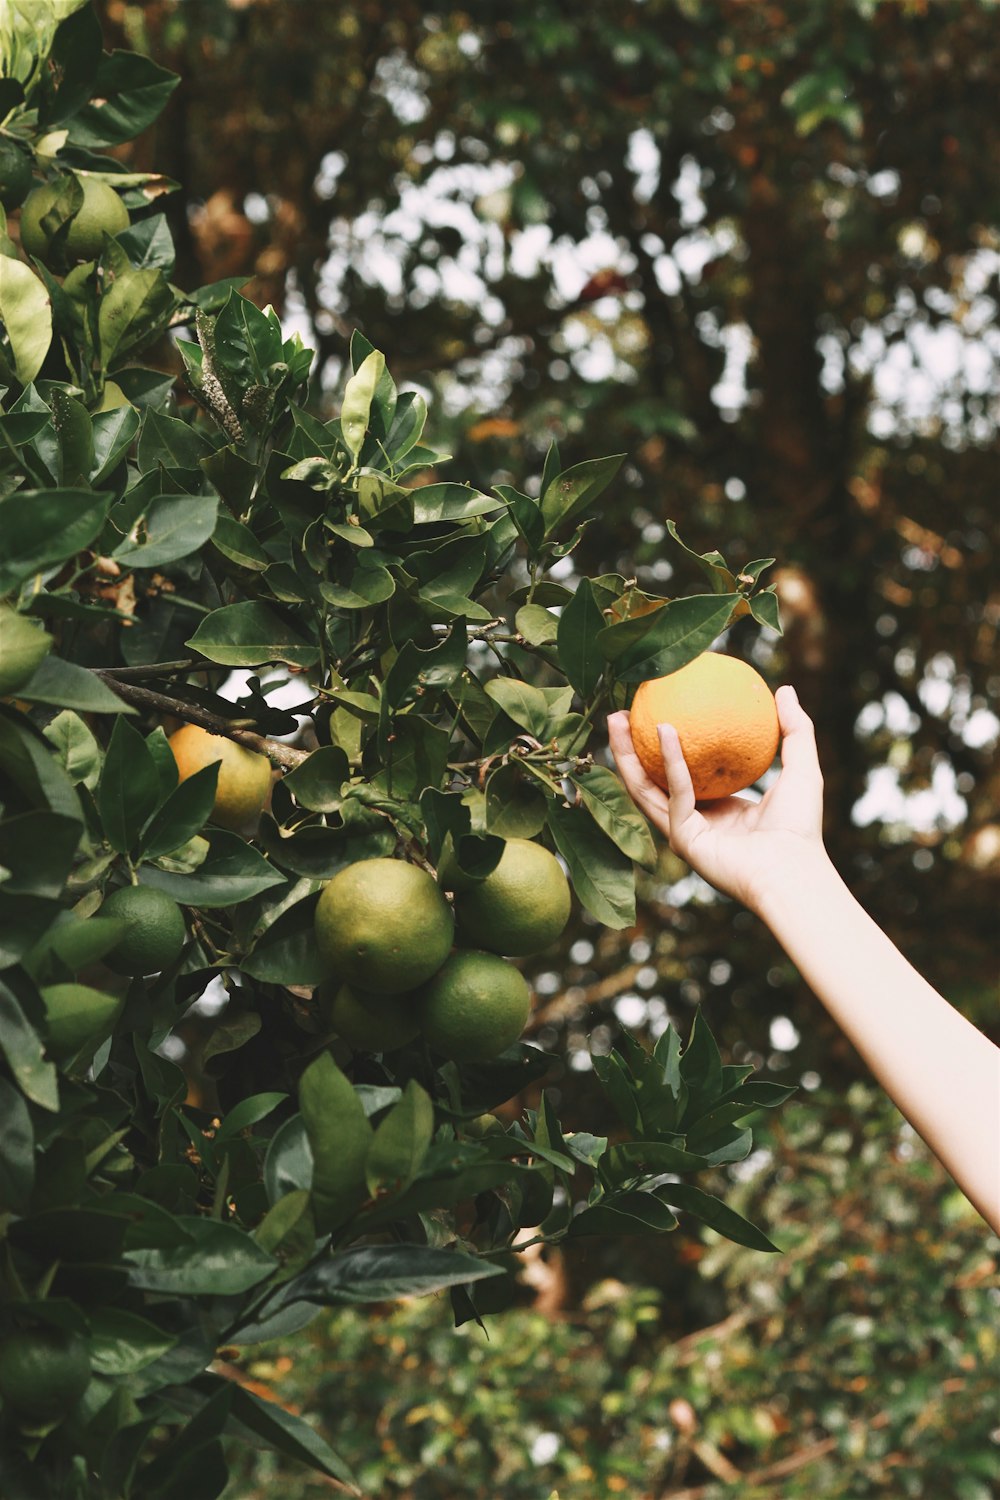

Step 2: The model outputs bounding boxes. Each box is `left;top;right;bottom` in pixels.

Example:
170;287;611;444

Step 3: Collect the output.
607;684;828;913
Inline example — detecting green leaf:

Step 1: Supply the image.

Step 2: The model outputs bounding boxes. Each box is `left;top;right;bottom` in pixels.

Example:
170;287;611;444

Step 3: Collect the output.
571;765;656;868
98;716;162;854
137;409;213;472
0;488;111;596
91;402;141;486
241;896;327;986
665;519;738;593
679;1009;724;1122
556;578;606;698
186;601;319;668
88;1309;178;1376
282;745;350;813
750;586;782;633
50;388;93;485
216;1092;288;1145
484;762;548;838
113;493;219;570
42;710;102;788
366;1080;435;1196
287;1243;504;1305
299;1052;373;1234
210;512;269;572
226;1382;358;1489
410;483;503;524
140;829;286;907
0;257;53;384
591;1050;643;1135
0;976;59;1113
598;593;741;681
483;677;550;738
539;453;625;536
16;655;134;714
660;1182;780;1252
124;1216;278;1293
546;800;635;928
98;260;175;370
139;762;219;858
264;1116;313;1205
340;348;385;461
0;1075;35;1212
568;1189;679;1238
384;389;426;461
69;50;179;148
515;603;558;645
214;292;283;391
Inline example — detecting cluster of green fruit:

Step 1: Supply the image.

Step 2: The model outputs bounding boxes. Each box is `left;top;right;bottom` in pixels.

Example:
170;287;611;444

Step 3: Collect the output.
28;720;569;1068
314;840;571;1063
0;135;129;267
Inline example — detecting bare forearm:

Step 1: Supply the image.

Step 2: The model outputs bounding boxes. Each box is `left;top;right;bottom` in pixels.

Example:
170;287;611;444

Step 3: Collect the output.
755;856;1000;1233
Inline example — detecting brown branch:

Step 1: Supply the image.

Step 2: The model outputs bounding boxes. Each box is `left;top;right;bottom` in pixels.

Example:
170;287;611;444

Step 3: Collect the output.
94;672;310;770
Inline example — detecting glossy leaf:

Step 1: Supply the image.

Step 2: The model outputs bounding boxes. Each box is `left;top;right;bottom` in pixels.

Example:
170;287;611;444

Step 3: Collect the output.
299;1052;372;1234
598;593;741;681
546;800;635;928
186;601;320;668
571;765;657;868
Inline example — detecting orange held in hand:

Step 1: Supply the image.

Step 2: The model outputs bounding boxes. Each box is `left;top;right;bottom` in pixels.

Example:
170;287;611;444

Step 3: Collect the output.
629;651;779;800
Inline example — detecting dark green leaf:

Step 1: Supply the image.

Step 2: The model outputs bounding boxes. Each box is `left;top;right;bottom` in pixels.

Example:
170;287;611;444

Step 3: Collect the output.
665;519;738;593
598;593;741;681
16;656;134;714
539;453;625;536
0;1075;35;1213
98;716;162;854
139;763;219;858
241;896;326;986
264;1115;313;1205
186;601;319;668
113;493;219;570
568;1190;679;1238
547;800;635;927
290;1243;504;1304
557;578;607;698
0;977;58;1113
124;1216;277;1293
660;1182;780;1252
69;51;180;148
572;765;657;868
750;586;783;633
299;1052;372;1234
227;1382;357;1488
141;829;286;906
0;489;111;595
366;1081;435;1196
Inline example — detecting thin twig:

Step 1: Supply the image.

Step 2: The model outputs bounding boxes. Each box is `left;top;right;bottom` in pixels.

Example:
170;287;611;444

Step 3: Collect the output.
94;672;310;770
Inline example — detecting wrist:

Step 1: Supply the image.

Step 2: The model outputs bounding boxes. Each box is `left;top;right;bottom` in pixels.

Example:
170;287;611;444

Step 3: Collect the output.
749;843;842;927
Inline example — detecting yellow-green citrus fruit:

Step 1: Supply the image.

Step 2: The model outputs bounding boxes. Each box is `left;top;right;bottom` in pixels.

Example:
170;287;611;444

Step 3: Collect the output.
167;724;272;832
324;982;421;1053
100;885;186;976
20;174;128;263
95;380;131;412
630;652;779;800
0;137;32;209
0;1327;90;1421
465;1112;504;1138
314;858;454;995
0;605;52;694
40;983;124;1059
454;838;571;957
417;949;531;1062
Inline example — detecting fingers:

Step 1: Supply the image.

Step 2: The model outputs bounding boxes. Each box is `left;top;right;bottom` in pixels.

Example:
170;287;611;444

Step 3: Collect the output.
607;711;672;831
774;685;823;784
657;722;696;823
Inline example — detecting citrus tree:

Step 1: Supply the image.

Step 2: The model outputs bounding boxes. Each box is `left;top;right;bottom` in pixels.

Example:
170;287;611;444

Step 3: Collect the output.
1;5;793;1495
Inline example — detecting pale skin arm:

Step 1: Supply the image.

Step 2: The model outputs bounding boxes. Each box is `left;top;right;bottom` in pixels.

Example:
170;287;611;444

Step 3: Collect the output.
608;686;1000;1235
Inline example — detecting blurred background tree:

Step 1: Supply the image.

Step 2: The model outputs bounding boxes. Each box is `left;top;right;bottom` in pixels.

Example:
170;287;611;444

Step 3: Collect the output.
92;0;999;1485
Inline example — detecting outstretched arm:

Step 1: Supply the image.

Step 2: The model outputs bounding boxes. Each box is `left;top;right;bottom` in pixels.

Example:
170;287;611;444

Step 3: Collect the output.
608;686;1000;1234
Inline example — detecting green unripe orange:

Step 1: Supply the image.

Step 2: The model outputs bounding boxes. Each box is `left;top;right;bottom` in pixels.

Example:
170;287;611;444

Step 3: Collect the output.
20;174;128;264
314;858;454;995
323;982;421;1053
0;1327;91;1422
0;137;32;209
0;605;52;694
100;885;186;976
417;949;532;1062
454;838;571;957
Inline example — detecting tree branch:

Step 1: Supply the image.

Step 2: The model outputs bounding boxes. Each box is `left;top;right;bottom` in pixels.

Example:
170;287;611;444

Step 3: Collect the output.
94;672;310;770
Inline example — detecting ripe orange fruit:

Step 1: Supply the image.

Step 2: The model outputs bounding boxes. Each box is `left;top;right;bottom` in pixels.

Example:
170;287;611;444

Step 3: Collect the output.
168;724;272;832
629;652;779;800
